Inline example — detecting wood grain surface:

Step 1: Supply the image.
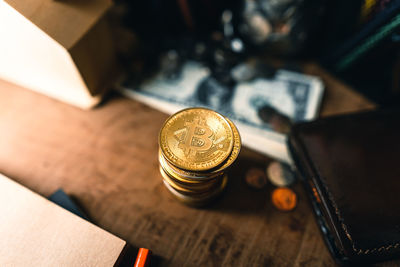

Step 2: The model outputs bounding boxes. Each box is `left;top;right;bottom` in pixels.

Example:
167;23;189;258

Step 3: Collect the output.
0;64;397;266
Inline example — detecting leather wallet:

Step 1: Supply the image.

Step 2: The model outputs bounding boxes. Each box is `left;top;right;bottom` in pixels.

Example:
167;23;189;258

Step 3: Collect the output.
288;109;400;265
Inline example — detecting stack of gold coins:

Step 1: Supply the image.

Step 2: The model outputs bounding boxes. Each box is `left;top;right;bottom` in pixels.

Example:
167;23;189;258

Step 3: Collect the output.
158;107;241;206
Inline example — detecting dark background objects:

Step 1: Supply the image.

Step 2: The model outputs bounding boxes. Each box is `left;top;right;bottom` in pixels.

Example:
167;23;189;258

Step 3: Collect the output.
314;0;364;54
335;36;400;106
233;0;327;56
111;0;400;106
317;0;400;106
117;0;238;39
49;189;90;220
113;0;328;69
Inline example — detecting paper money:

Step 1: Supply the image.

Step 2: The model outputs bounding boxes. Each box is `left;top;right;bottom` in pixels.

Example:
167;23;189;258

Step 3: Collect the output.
120;61;324;164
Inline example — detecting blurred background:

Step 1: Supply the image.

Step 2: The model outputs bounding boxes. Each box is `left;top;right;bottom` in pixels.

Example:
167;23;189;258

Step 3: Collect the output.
111;0;400;106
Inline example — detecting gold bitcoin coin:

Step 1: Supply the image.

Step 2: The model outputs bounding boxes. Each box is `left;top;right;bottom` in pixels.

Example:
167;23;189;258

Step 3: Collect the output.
159;166;198;193
159;108;234;171
160;160;221;189
159;165;220;193
162;175;228;206
158;117;241;179
159;150;221;182
209;117;241;173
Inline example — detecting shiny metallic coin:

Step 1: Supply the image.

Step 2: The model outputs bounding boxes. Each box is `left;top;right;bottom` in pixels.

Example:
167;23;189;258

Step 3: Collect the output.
271;187;297;212
159;166;200;194
245;167;268;189
159;166;220;193
267;161;296;187
158;115;241;178
158;108;241;207
210;117;241;173
159;108;234;171
159;150;221;182
163;175;228;206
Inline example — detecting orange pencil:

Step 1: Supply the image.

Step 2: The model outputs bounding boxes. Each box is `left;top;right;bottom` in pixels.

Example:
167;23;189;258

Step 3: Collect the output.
134;248;151;267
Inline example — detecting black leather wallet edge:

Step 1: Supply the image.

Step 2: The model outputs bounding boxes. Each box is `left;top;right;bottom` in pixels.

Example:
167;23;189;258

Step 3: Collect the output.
288;111;400;265
288;133;350;265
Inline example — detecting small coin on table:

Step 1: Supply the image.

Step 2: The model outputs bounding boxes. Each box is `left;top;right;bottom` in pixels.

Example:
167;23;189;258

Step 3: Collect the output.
271;187;297;211
267;161;296;187
245;168;268;189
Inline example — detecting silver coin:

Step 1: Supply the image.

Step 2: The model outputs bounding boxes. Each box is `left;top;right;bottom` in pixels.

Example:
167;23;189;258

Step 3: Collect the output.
266;161;296;187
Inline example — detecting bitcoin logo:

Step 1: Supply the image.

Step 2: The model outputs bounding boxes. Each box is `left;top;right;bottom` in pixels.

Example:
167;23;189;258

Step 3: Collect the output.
159;108;234;171
175;117;213;157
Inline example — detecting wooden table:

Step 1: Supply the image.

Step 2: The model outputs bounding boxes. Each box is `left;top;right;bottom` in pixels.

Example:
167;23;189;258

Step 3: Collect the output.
0;63;395;266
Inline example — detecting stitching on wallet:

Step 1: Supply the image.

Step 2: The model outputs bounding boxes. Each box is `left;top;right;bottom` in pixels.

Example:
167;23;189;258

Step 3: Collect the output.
297;135;400;255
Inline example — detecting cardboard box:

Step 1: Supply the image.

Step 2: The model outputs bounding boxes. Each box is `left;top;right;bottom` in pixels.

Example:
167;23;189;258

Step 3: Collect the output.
0;0;119;109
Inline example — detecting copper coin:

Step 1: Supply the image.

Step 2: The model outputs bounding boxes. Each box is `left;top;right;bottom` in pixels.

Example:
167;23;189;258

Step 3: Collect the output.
245;168;268;189
271;187;297;211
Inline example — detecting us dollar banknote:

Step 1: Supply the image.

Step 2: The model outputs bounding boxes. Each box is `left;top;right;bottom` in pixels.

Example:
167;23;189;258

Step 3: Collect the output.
120;61;324;164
